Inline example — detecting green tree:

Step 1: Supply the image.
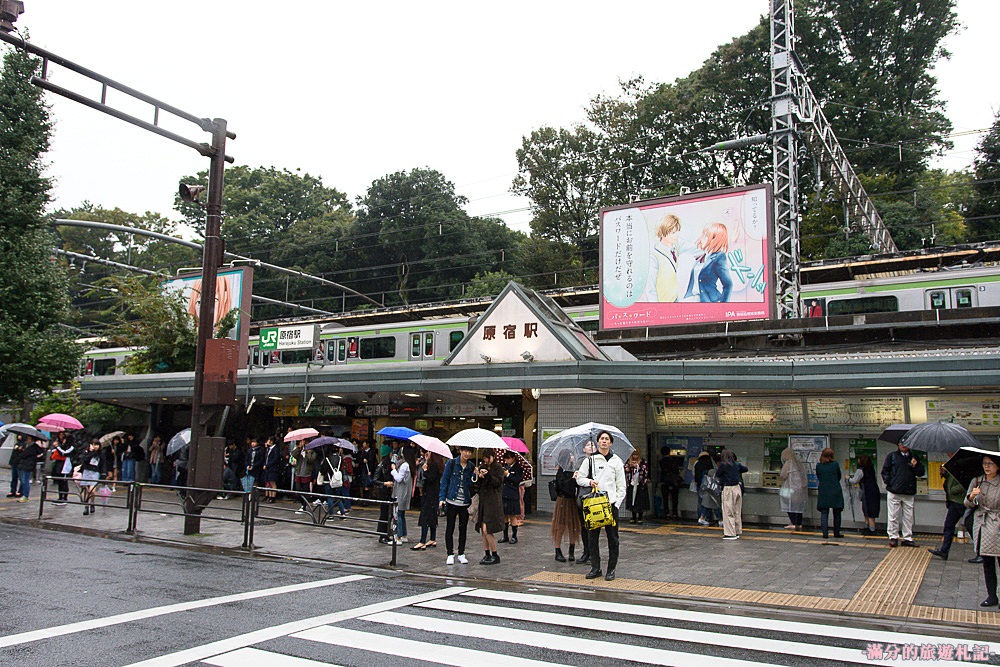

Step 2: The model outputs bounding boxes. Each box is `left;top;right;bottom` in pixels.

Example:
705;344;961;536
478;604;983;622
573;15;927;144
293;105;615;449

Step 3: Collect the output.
968;114;1000;241
0;46;82;407
352;168;517;304
463;271;518;299
102;276;197;373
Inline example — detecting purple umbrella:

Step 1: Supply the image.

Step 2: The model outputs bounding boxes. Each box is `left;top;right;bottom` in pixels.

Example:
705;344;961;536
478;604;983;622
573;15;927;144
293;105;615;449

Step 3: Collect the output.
305;436;339;451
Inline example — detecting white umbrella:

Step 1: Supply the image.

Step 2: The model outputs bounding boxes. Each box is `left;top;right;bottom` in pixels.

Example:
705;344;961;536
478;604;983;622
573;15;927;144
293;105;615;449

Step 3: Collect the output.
99;431;126;445
446;428;508;450
166;428;192;456
408;433;454;459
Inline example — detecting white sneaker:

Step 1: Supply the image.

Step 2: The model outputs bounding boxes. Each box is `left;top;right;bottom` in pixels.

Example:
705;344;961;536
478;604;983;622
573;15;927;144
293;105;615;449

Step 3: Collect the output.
400;537;408;543
457;554;469;564
446;554;455;565
697;517;710;526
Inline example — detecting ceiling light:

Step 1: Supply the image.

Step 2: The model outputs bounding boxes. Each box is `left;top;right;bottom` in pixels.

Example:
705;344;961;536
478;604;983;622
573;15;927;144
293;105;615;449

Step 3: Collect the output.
267;396;283;400
403;393;420;398
863;386;940;390
327;394;342;399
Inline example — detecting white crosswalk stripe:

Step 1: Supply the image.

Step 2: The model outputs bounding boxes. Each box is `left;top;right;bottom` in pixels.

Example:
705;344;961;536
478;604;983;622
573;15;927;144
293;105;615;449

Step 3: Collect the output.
193;587;997;667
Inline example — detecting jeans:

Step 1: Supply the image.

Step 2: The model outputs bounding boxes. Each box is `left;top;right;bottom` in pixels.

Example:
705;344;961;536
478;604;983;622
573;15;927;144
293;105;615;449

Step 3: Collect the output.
16;470;32;498
819;508;842;536
420;524;437;544
324;483;349;515
444;503;470;555
9;471;21;496
939;500;965;554
587;506;620;572
150;462;162;485
397;509;407;538
121;459;136;482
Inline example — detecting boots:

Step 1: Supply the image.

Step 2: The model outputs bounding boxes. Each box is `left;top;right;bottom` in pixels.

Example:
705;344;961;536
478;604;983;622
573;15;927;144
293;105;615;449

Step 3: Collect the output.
555;548;566;562
499;525;509;543
568;544;576;562
510;526;518;544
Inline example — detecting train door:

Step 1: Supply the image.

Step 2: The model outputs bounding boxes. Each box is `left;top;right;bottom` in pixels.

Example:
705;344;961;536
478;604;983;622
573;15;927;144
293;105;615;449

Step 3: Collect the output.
925;286;978;310
925;289;950;310
951;286;977;308
409;331;435;361
326;338;349;365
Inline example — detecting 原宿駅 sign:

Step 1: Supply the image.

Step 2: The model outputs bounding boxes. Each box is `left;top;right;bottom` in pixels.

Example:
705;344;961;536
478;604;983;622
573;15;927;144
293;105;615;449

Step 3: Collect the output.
259;325;318;351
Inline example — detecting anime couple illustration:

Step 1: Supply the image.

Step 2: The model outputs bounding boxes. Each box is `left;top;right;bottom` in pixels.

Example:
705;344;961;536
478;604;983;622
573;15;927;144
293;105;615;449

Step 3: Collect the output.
648;214;733;304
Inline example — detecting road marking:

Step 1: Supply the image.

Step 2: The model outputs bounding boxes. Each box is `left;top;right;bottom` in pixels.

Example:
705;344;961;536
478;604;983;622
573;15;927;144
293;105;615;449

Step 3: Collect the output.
464;589;1000;654
204;647;341;667
124;586;472;667
0;574;370;649
294;626;572;667
358;610;776;667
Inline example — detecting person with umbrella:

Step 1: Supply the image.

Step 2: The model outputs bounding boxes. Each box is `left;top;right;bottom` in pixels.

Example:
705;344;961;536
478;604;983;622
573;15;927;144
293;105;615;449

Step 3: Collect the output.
6;434;26;498
79;439;107;515
13;436;46;503
474;450;505;564
439;446;476;564
965;453;1000;607
413;449;445;550
262;436;281;503
928;452;971;561
387;447;412;544
881;438;925;547
576;430;627;581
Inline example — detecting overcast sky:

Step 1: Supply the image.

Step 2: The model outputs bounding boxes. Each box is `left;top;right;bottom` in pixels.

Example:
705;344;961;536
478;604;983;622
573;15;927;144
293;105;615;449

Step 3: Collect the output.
10;1;999;235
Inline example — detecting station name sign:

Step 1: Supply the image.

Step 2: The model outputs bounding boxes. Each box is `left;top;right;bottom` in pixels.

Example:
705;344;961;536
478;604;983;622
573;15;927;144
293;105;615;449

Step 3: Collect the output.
259;325;318;351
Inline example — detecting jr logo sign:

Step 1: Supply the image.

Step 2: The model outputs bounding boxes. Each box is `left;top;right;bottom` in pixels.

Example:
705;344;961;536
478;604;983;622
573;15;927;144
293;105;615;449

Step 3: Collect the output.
259;327;279;351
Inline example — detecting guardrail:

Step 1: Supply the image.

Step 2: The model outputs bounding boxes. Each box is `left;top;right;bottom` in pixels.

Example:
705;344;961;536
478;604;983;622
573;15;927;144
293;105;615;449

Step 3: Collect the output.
37;476;400;564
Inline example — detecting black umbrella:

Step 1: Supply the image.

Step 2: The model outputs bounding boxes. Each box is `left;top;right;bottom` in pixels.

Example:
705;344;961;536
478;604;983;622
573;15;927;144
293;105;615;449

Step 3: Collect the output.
898;421;981;453
2;423;48;440
942;447;1000;489
877;424;917;444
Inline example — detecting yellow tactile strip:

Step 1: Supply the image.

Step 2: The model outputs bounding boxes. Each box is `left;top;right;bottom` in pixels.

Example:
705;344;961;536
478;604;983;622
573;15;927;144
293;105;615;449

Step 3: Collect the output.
843;545;930;614
523;545;1000;628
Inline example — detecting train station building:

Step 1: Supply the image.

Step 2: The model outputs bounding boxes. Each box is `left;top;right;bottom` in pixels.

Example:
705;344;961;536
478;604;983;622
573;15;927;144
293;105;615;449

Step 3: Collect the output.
80;275;1000;533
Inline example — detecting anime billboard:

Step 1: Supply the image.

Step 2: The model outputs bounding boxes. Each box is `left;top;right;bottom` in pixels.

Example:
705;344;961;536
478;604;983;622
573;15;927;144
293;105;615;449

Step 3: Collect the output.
600;185;774;330
162;266;253;366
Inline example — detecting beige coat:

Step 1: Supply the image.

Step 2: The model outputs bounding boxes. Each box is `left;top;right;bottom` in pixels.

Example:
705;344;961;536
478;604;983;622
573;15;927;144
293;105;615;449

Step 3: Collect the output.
965;475;1000;557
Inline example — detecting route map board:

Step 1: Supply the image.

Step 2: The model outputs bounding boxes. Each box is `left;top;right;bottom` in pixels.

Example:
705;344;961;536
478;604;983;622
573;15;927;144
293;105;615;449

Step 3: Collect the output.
718;398;805;430
926;399;1000;430
807;397;905;431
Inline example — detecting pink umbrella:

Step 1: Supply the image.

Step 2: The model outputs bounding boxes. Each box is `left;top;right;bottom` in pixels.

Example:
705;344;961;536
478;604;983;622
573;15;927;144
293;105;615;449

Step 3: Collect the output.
283;427;319;442
39;413;84;430
37;422;65;433
408;433;454;459
501;437;530;454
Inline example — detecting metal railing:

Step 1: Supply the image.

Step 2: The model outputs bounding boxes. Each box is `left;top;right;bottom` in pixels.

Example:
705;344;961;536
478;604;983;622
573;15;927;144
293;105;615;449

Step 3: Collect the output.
37;476;400;564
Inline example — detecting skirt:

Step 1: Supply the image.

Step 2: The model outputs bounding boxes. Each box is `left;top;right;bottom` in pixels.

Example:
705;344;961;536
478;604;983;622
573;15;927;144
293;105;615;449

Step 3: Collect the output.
550;496;581;545
80;469;100;488
625;483;650;513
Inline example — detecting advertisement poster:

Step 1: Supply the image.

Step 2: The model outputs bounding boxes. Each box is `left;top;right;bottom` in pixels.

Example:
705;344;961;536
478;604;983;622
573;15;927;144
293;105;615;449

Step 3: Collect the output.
600;185;773;329
162;267;252;366
789;434;828;489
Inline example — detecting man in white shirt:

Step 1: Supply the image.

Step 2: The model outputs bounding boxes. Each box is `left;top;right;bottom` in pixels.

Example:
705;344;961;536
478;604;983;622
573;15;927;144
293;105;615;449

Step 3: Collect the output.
577;431;628;581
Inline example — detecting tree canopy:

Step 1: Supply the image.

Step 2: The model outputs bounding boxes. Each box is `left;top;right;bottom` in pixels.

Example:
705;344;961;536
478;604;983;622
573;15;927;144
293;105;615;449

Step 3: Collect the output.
0;46;82;406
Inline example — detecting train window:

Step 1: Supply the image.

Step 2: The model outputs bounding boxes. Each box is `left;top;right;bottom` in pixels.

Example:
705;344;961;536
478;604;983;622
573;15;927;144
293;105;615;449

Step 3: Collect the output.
424;332;434;357
449;331;465;352
826;296;899;316
93;358;117;376
250;346;259;366
578;319;598;333
338;339;347;362
954;289;974;308
928;290;948;310
282;349;313;365
410;333;421;358
360;336;396;359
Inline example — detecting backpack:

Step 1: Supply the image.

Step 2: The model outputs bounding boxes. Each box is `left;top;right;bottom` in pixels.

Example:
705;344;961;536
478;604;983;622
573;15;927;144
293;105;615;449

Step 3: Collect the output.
325;457;343;489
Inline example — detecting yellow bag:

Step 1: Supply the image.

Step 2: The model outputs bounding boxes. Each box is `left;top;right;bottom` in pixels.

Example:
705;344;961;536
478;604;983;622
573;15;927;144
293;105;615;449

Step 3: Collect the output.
582;490;616;530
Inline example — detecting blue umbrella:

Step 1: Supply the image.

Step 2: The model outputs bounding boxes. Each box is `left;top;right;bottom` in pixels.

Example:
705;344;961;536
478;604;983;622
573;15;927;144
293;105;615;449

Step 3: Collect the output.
377;426;420;440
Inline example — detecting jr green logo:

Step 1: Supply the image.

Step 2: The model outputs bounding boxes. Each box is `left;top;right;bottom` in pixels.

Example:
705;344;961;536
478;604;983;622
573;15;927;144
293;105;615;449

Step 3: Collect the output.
260;327;279;351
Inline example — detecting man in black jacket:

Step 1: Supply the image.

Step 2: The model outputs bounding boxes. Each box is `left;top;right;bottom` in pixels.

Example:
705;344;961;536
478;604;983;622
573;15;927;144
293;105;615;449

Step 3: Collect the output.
881;440;925;547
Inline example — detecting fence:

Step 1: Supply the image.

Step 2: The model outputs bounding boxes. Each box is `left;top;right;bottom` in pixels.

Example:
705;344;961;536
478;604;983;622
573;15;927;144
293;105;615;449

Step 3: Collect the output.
38;476;399;565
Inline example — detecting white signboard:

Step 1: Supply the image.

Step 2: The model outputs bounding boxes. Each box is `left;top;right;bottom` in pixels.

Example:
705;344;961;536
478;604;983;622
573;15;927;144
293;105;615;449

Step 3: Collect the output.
260;325;318;351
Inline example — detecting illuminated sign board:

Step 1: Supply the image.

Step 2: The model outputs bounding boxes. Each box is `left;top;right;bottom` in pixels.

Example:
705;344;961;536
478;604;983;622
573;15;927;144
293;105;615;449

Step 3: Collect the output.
600;184;774;330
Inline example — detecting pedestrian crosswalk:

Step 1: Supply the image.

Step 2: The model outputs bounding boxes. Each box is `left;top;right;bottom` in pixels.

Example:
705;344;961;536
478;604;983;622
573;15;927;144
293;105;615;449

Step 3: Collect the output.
180;587;1000;667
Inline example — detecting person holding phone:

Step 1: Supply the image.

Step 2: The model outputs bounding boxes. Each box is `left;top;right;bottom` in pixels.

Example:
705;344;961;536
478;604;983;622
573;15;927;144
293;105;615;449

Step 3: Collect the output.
475;451;505;564
965;454;1000;607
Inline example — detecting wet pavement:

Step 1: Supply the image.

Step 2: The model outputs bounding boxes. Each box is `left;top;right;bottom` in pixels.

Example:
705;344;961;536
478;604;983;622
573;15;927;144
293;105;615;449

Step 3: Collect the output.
2;479;997;630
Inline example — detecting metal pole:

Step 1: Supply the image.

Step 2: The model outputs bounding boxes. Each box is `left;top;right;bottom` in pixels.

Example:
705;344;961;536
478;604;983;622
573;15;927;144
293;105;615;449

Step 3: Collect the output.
186;118;228;535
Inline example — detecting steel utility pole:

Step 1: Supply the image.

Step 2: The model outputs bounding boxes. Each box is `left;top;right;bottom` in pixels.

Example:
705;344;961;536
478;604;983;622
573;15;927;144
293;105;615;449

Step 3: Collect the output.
0;29;235;533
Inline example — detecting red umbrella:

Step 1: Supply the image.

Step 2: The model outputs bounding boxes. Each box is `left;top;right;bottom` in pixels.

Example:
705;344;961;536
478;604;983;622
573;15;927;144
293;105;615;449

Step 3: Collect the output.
501;437;530;454
39;413;84;430
283;427;319;442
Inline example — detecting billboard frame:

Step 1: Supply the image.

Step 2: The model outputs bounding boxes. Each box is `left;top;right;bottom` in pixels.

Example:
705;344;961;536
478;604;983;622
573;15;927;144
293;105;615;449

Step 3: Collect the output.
163;266;253;367
598;183;775;331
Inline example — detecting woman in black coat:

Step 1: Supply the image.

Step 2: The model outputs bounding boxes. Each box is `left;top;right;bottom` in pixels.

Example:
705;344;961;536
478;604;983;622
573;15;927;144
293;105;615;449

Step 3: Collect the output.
413;451;444;550
373;448;394;543
499;451;523;544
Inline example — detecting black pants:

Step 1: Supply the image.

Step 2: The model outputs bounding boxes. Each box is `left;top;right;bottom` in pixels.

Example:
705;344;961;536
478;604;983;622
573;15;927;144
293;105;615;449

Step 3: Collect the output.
444;503;470;555
587;506;620;572
939;500;966;553
819;508;842;536
787;512;803;527
377;497;391;538
660;483;679;517
984;556;999;598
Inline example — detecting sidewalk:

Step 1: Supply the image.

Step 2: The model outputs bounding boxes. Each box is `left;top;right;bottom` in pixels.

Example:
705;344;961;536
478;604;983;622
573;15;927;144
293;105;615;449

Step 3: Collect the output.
2;485;997;630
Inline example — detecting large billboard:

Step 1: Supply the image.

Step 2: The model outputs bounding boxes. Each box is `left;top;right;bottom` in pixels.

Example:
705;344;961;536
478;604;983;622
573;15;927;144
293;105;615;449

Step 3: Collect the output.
162;267;253;367
600;184;773;330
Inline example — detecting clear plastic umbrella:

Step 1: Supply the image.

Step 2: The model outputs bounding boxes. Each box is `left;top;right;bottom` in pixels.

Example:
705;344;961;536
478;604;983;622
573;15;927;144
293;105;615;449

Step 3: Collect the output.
166;428;191;456
539;422;634;464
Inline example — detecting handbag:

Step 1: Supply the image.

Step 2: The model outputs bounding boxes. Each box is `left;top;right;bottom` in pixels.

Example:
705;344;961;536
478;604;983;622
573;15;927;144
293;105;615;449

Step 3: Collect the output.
548;478;559;502
700;471;722;499
580;456;616;530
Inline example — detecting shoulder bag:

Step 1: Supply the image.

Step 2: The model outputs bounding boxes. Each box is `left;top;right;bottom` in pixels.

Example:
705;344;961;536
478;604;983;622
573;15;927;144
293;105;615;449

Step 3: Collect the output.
580;456;616;530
